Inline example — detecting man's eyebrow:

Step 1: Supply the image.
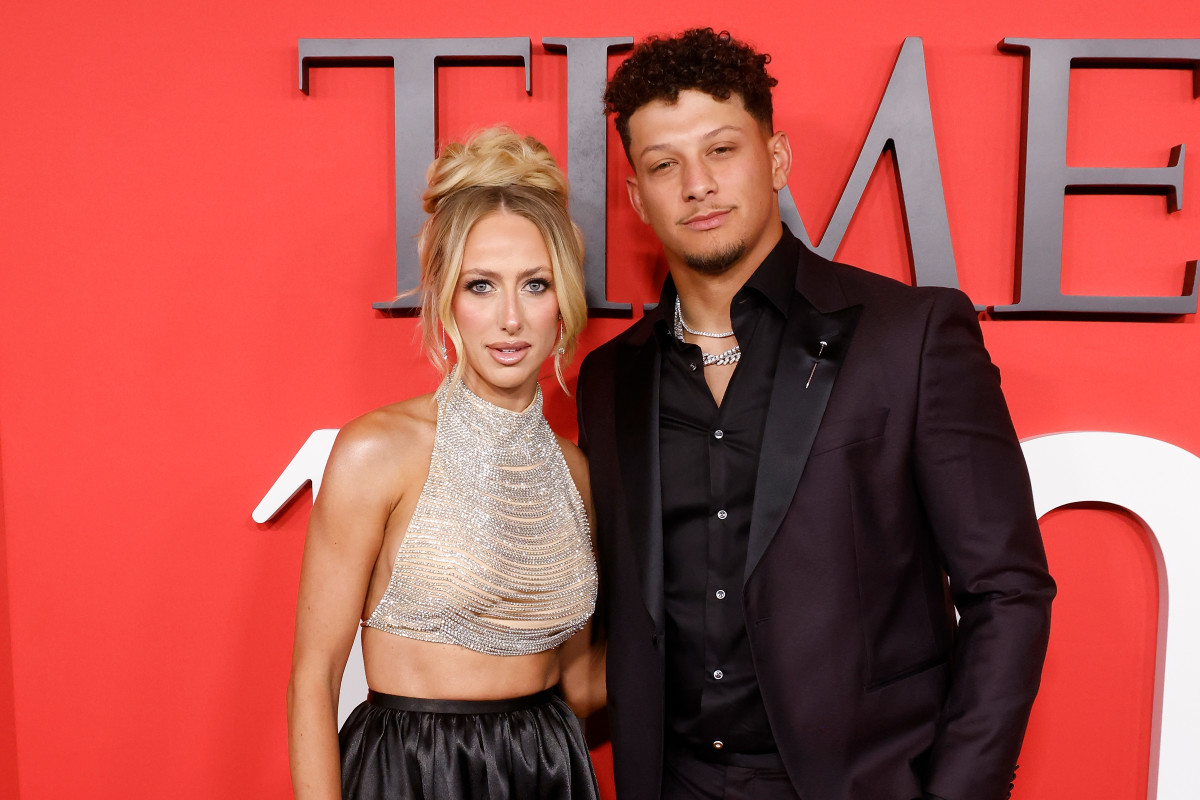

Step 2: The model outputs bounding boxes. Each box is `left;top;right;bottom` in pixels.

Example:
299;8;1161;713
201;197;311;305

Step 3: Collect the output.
636;125;744;161
701;125;741;141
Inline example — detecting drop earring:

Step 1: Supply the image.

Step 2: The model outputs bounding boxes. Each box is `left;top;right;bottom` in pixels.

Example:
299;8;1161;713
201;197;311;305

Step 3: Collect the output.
552;316;570;394
439;323;449;361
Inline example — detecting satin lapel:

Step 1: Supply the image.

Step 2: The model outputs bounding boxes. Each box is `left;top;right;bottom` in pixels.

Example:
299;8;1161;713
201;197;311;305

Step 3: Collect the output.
745;294;862;583
614;335;666;634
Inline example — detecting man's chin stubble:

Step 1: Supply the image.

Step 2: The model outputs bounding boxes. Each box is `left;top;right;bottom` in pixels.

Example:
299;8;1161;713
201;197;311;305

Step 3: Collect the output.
682;240;748;275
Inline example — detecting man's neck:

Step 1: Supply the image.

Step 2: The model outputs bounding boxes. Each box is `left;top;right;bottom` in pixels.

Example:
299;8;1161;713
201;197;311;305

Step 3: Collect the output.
670;222;784;330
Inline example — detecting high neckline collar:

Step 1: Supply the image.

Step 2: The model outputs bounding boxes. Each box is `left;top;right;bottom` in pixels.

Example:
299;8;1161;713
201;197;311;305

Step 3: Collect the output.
441;371;544;424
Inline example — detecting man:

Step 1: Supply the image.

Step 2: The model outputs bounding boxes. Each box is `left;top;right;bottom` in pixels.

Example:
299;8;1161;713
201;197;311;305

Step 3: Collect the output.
576;28;1055;800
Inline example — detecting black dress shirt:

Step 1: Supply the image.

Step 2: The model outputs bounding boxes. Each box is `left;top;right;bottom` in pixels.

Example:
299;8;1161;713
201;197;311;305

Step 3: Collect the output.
656;232;798;757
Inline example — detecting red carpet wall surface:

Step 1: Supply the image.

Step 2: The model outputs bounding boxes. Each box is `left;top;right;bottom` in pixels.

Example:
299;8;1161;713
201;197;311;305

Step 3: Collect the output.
2;2;1198;798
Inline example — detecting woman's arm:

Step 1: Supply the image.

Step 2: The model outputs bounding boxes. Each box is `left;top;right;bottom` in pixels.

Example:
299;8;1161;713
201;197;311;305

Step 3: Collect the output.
559;621;606;718
287;413;409;800
557;439;607;718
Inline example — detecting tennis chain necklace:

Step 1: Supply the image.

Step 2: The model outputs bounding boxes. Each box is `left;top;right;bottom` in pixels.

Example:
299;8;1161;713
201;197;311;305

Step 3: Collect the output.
673;295;741;367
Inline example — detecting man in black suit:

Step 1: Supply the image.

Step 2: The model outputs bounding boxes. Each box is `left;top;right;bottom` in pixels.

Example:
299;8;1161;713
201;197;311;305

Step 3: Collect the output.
575;28;1055;800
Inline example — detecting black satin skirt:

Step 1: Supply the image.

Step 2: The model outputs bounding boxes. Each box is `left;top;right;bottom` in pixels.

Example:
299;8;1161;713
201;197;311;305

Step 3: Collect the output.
338;687;599;799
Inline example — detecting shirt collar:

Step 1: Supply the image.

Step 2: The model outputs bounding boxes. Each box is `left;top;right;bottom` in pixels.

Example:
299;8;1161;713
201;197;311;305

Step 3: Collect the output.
742;225;799;317
653;224;799;321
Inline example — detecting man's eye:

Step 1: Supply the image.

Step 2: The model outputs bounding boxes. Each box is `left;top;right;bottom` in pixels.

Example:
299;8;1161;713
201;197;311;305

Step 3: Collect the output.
650;161;673;173
712;145;734;155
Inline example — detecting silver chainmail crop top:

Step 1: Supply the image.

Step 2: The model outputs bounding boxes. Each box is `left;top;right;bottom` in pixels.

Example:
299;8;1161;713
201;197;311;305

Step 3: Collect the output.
363;375;598;656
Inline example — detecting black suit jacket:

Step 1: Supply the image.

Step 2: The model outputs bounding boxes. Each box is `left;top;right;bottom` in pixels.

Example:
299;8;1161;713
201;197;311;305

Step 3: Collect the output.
576;240;1055;800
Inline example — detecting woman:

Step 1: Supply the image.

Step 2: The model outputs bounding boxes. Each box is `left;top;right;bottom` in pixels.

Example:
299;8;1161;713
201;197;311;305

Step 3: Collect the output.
287;128;603;800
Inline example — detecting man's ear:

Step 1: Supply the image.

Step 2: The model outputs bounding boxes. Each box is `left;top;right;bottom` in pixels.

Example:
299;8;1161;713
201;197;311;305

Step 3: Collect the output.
768;130;793;192
626;174;649;224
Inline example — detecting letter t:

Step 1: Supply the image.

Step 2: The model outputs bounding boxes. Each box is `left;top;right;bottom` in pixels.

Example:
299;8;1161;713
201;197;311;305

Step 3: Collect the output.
299;38;532;310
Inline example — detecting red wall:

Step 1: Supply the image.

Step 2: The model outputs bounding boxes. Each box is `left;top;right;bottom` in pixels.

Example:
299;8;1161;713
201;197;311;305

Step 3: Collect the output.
2;2;1198;798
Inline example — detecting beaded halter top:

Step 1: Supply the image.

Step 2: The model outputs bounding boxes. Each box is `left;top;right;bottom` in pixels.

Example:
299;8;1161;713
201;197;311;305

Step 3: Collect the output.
363;376;597;656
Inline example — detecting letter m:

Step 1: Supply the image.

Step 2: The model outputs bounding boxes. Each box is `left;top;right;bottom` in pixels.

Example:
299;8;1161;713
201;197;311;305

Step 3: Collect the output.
781;38;963;297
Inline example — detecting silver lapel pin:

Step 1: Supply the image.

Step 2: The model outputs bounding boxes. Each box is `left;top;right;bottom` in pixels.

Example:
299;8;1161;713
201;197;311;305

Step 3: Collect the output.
805;340;829;389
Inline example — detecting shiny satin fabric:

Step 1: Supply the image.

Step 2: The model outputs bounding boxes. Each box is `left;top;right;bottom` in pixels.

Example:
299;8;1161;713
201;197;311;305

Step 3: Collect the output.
338;688;599;799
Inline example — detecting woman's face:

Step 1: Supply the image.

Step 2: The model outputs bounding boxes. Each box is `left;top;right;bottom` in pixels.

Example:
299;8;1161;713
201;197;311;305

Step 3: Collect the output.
450;210;560;411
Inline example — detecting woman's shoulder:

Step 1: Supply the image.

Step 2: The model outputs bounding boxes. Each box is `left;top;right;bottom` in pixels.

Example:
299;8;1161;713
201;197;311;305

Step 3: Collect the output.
359;392;438;433
328;393;438;479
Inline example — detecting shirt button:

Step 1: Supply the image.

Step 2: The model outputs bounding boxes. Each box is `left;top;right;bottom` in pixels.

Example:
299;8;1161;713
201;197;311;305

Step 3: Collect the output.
712;740;724;750
715;589;726;600
713;429;724;439
717;509;728;520
713;669;724;680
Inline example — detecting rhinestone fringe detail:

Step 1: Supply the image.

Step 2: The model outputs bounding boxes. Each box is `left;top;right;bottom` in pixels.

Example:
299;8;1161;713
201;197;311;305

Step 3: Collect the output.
363;376;597;656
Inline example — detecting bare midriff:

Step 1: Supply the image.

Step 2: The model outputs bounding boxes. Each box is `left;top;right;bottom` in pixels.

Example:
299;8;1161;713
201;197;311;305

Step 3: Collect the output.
361;626;560;700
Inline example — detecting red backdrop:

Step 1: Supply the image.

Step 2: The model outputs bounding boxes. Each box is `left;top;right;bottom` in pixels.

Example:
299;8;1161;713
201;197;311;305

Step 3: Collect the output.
2;1;1198;798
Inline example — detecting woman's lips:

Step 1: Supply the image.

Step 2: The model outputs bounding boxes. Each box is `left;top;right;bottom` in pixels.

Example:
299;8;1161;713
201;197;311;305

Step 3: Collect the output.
487;342;531;365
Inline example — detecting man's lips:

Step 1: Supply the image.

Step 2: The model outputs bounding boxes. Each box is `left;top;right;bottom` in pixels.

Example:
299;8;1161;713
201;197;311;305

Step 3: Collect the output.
487;342;531;365
680;209;732;231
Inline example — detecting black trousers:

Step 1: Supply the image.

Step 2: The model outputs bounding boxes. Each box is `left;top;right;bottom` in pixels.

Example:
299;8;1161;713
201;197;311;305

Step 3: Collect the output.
661;745;800;800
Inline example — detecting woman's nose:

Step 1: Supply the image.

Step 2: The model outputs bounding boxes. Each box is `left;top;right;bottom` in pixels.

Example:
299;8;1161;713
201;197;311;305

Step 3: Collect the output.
499;290;523;333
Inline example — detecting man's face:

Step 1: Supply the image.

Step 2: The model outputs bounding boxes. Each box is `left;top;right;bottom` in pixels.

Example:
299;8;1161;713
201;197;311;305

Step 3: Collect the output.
624;89;791;277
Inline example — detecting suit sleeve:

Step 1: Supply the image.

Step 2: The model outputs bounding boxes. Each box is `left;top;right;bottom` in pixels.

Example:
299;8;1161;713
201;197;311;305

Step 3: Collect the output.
912;290;1055;800
574;354;609;646
576;355;591;457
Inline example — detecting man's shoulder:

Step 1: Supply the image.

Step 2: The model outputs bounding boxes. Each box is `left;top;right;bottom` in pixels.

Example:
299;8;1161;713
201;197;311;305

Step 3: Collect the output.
829;256;956;301
579;313;658;372
811;251;975;320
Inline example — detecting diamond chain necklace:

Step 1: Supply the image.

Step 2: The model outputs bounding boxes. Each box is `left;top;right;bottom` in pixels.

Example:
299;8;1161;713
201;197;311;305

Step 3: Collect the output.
673;295;742;367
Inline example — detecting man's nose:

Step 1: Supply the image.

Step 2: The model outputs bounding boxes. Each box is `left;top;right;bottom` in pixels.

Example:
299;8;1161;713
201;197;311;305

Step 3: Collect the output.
681;159;716;201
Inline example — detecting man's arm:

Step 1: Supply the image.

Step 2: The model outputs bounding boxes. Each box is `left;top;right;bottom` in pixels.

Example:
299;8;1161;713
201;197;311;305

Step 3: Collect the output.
575;355;592;457
911;289;1055;800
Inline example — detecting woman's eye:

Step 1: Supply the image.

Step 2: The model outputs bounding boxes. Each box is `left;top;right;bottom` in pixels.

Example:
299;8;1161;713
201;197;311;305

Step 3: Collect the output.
526;279;550;293
465;280;492;294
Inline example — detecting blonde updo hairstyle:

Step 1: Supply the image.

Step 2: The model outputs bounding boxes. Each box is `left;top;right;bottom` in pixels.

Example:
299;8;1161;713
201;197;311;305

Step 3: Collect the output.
417;128;586;394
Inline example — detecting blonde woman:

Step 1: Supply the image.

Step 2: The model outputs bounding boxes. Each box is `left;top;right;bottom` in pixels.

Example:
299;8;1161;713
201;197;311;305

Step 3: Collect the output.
287;129;602;800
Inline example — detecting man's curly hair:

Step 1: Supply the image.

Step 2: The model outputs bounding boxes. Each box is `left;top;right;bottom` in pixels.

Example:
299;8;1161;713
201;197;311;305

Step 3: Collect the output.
604;28;778;163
